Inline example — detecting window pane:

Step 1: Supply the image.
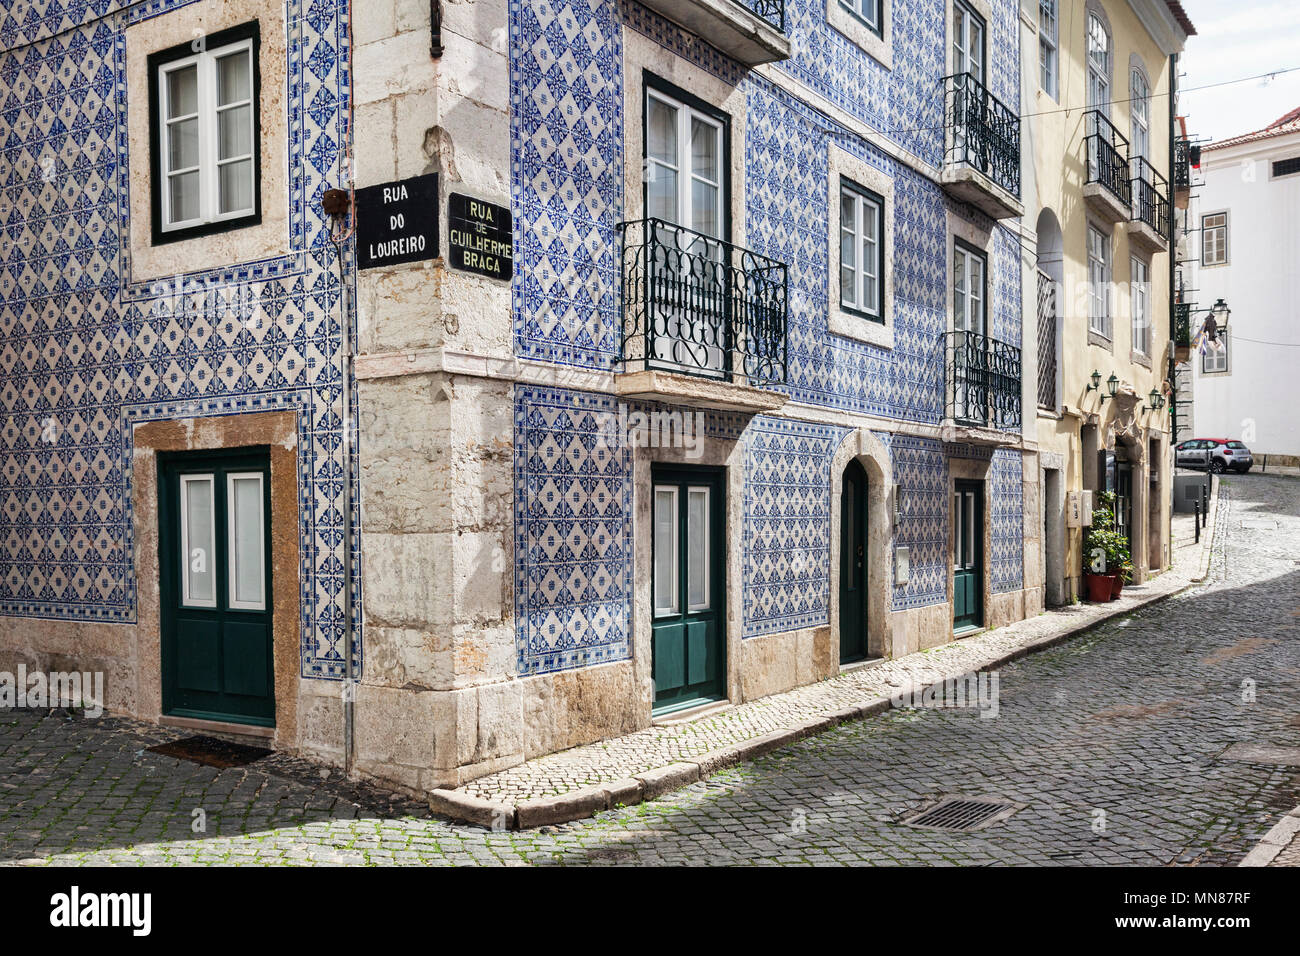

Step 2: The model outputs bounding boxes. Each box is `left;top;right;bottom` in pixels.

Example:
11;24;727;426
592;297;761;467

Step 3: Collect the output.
691;179;718;237
647;165;677;221
167;117;199;170
218;159;254;214
169;170;200;223
218;104;253;160
647;98;676;165
229;474;265;608
182;476;215;606
654;488;678;616
167;65;198;117
687;488;708;610
690;118;718;181
216;50;251;106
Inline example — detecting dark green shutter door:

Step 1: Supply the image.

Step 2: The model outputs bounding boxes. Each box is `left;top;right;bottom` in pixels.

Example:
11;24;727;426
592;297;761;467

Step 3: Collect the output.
159;449;275;727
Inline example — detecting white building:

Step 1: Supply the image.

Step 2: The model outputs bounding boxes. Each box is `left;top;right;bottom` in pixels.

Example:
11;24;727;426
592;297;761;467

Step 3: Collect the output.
1189;107;1300;458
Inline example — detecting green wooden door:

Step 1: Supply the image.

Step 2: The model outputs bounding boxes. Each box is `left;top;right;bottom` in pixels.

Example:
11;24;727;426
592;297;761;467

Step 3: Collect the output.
839;459;868;663
651;467;725;715
159;449;275;727
953;479;984;632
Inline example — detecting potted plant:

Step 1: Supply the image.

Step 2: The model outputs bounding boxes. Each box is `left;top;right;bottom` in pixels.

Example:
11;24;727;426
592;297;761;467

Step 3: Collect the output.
1083;492;1130;602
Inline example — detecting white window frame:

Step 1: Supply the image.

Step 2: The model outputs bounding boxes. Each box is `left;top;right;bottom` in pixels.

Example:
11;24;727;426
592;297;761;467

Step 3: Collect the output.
180;473;217;609
1130;68;1150;161
645;86;724;239
839;181;884;321
1130;256;1150;356
840;0;882;32
156;36;256;233
953;241;986;334
1086;14;1110;109
1087;225;1111;338
1202;212;1228;265
226;472;266;611
1202;333;1229;374
953;0;986;83
1039;0;1059;99
653;486;680;618
686;486;711;613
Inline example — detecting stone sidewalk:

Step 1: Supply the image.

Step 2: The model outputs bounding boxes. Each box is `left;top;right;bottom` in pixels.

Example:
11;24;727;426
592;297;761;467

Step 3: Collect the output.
430;481;1222;829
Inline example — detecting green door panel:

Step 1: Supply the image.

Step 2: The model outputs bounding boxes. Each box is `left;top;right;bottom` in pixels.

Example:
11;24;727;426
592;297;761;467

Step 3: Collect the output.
953;479;984;632
651;467;725;715
223;621;272;699
653;621;686;692
175;619;221;693
159;449;275;728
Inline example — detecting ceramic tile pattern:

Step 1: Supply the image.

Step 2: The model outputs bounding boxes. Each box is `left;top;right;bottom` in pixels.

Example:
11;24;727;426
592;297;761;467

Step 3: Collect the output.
509;1;1029;675
0;0;359;677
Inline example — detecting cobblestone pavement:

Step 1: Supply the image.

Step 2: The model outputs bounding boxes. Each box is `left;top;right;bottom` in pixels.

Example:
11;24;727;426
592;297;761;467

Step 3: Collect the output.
3;473;1298;866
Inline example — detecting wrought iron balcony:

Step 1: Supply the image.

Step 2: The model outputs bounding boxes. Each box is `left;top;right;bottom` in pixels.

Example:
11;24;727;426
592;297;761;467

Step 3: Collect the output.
944;330;1022;432
1173;138;1193;191
940;72;1022;219
1173;301;1192;351
617;218;787;392
737;0;783;31
1129;157;1170;250
1084;110;1131;221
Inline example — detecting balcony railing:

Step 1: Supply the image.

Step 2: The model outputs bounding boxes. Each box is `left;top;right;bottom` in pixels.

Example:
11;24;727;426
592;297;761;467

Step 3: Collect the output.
1173;138;1194;191
1173;302;1192;350
617;218;787;388
943;72;1021;198
1036;270;1057;410
737;0;784;32
1130;157;1170;241
1085;110;1131;207
944;330;1022;432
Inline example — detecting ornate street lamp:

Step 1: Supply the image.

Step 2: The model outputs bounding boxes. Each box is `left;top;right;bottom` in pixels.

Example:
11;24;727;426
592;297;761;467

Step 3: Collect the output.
1099;372;1120;404
1087;369;1102;392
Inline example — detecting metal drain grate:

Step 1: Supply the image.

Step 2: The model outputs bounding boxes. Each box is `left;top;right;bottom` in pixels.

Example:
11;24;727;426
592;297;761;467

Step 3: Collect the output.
902;798;1020;831
147;735;271;769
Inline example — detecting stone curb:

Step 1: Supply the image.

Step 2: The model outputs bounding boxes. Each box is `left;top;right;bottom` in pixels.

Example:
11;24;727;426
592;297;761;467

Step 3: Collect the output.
427;491;1226;831
1238;806;1300;867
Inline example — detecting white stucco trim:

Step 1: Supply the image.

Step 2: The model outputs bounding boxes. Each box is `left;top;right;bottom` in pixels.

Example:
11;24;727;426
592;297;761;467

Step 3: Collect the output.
827;0;893;71
827;144;895;349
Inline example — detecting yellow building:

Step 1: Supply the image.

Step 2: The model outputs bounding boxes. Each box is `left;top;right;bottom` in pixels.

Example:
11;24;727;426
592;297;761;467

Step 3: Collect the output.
1020;0;1195;602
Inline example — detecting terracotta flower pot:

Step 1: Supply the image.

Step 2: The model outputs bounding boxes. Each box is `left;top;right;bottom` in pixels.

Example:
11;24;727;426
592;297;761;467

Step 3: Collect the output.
1086;573;1118;602
1112;576;1124;599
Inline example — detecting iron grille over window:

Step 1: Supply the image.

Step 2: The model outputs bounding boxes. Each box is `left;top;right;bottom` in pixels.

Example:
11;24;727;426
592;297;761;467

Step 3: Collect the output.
1130;157;1170;240
1036;271;1057;410
944;330;1022;431
736;0;784;31
943;72;1021;197
1085;109;1131;207
617;218;787;388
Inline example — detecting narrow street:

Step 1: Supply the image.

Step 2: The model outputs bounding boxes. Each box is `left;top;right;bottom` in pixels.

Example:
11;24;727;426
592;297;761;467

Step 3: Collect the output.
3;474;1298;866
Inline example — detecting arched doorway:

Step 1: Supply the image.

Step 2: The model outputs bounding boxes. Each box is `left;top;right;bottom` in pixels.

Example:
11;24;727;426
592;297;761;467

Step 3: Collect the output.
839;459;869;664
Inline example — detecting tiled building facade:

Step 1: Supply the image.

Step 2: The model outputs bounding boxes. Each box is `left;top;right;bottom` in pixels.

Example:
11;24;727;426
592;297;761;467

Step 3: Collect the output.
1;0;1054;793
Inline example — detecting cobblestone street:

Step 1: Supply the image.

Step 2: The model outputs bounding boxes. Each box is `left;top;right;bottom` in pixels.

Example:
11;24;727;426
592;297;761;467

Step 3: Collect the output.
3;474;1298;866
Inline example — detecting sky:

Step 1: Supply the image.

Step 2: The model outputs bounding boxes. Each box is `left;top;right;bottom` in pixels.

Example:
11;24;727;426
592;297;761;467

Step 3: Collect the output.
1177;0;1300;143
